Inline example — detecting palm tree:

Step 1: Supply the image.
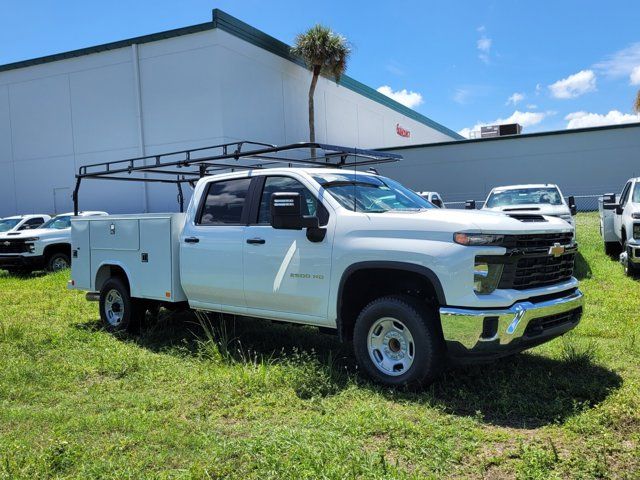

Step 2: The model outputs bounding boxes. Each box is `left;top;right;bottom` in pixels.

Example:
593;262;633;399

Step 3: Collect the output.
291;25;350;156
635;90;640;114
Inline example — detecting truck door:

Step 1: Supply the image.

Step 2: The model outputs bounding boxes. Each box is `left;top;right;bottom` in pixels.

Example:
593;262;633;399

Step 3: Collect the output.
180;177;252;311
242;175;333;322
615;181;632;242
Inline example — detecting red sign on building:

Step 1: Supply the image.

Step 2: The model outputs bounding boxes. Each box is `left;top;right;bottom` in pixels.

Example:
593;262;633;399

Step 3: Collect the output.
396;123;411;138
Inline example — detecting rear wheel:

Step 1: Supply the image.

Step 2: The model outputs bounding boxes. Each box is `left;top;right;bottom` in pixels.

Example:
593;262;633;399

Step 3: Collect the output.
353;295;445;389
47;252;70;272
99;277;145;332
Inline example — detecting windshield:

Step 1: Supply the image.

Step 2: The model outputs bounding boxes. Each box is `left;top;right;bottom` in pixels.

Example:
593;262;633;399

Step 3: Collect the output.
633;183;640;203
41;216;71;230
486;187;563;208
0;218;21;232
313;173;434;213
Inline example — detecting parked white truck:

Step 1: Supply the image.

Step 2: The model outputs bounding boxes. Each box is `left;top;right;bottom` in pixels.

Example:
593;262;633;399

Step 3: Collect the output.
600;177;640;276
481;184;577;231
69;142;584;388
0;211;106;274
0;214;51;234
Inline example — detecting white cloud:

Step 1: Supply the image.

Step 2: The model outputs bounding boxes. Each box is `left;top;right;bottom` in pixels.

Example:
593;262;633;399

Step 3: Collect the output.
506;92;525;106
594;43;640;79
476;27;492;64
527;104;538;109
458;110;547;138
630;65;640;85
376;85;423;109
565;110;640;129
453;88;471;104
535;83;542;95
548;70;597;99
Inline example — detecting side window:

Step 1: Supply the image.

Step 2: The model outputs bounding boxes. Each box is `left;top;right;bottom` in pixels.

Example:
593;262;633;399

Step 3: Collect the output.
26;218;44;227
257;176;329;226
198;177;252;225
620;182;632;206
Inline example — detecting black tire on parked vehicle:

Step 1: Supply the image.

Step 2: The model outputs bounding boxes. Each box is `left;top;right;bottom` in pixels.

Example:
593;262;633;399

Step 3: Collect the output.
353;295;445;389
47;252;71;272
604;241;621;257
99;277;146;332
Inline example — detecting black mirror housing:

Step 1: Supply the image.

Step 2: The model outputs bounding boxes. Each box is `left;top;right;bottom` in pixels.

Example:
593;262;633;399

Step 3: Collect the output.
602;193;616;204
465;200;476;210
567;195;577;216
271;192;304;229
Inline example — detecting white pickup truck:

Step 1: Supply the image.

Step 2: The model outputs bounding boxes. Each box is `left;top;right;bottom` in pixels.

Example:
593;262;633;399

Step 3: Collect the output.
600;177;640;276
0;211;106;274
481;184;577;231
69;142;583;388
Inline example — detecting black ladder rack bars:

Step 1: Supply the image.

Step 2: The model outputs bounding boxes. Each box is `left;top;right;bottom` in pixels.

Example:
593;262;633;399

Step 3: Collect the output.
73;141;402;214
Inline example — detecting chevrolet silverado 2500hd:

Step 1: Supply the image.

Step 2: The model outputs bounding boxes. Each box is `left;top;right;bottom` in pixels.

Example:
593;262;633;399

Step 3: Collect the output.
0;214;50;234
481;184;577;231
69;142;583;388
600;177;640;276
0;211;107;274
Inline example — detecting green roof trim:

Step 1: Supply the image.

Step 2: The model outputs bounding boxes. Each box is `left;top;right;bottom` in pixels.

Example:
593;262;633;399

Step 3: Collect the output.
0;9;461;140
379;121;640;151
211;10;463;140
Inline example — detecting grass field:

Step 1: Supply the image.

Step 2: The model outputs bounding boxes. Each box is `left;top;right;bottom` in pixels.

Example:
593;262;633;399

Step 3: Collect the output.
0;212;638;479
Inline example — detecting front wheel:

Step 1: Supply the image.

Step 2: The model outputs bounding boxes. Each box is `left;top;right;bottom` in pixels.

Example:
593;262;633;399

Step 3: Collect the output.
353;295;445;389
99;277;145;332
47;252;70;272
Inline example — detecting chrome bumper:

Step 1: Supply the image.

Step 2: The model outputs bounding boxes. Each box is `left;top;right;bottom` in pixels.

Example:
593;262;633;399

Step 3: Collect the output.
627;243;640;264
439;289;584;360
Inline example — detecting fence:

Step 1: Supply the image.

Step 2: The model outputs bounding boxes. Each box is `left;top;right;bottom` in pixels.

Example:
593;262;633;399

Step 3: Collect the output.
443;194;601;212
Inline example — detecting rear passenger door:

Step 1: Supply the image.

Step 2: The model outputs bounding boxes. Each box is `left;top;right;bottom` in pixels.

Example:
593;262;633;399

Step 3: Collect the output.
180;177;252;311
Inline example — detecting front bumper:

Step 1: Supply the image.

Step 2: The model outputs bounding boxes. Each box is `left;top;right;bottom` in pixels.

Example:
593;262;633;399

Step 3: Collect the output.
627;242;640;264
440;288;583;362
0;254;45;269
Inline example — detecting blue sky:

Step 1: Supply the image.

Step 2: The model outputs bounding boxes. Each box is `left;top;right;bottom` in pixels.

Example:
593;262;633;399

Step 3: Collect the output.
2;0;640;137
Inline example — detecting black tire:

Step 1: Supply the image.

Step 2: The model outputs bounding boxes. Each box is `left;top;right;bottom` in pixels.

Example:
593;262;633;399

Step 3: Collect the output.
353;295;445;389
47;252;71;272
99;277;145;332
604;241;621;257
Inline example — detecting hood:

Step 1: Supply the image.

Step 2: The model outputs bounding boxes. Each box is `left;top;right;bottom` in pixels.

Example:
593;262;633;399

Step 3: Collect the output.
483;203;570;216
0;227;69;241
362;208;573;235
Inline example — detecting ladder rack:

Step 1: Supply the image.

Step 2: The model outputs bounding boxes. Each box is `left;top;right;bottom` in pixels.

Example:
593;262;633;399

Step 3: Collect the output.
73;141;402;214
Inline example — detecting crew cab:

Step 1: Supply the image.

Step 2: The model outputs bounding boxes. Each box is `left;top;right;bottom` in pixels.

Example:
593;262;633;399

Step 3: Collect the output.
0;214;51;234
0;211;107;274
70;153;584;388
600;177;640;276
481;184;576;231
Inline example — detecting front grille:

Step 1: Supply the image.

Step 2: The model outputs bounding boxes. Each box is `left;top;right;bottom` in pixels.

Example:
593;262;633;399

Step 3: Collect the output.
524;307;582;337
502;232;574;249
499;252;575;290
0;240;29;254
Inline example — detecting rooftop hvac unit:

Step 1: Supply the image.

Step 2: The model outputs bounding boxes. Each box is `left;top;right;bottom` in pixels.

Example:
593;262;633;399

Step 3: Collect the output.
480;123;522;138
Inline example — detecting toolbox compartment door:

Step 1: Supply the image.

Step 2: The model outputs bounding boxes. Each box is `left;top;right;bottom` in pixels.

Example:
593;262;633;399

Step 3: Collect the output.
90;219;140;251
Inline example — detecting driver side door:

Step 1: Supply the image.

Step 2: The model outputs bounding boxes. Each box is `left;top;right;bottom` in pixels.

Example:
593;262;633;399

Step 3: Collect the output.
242;175;334;324
615;181;631;242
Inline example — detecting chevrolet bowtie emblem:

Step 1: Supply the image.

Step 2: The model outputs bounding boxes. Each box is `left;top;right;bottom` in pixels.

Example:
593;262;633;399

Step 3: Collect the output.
548;242;565;257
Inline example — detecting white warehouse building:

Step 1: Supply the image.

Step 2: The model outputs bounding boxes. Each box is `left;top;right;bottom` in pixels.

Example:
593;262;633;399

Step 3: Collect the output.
0;9;460;217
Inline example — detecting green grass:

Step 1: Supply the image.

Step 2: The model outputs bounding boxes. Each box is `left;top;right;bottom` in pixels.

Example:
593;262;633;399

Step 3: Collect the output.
0;212;638;479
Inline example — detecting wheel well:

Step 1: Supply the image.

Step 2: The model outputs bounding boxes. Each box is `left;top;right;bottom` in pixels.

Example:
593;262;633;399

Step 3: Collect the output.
43;243;71;261
337;267;442;342
95;264;130;293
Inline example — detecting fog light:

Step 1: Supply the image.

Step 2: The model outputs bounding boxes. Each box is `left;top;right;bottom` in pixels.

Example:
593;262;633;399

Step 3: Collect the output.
474;260;503;294
28;243;35;253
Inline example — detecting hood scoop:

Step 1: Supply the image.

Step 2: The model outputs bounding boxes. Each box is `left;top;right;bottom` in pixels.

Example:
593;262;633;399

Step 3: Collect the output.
503;207;541;211
507;213;547;222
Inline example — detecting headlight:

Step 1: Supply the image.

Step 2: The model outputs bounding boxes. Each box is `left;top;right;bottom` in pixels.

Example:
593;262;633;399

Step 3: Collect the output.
632;213;640;220
454;232;504;246
474;259;504;294
634;224;640;240
558;214;573;222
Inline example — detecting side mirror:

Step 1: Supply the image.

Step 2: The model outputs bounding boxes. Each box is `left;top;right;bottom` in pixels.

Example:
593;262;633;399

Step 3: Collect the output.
602;193;616;204
567;195;577;216
432;198;443;208
465;200;476;210
270;192;325;242
19;225;32;230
